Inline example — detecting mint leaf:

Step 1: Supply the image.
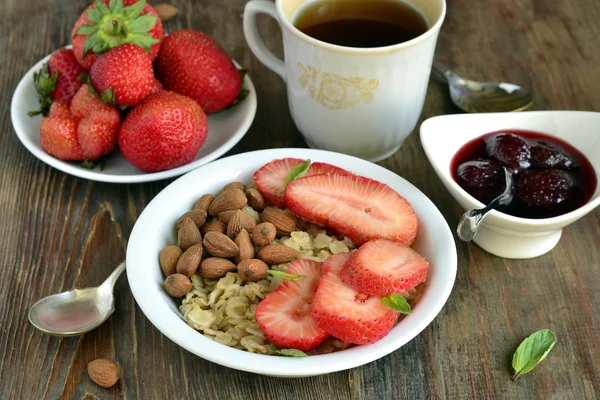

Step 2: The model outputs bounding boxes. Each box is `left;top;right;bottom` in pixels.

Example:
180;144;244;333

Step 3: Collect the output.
382;294;412;314
269;344;307;358
285;159;311;185
268;270;306;280
512;329;556;380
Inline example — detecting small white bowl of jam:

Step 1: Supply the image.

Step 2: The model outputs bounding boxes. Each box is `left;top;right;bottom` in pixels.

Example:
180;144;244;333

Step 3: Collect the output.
420;111;600;259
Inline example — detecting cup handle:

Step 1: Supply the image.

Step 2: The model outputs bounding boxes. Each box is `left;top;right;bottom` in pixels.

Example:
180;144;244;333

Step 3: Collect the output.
243;0;286;81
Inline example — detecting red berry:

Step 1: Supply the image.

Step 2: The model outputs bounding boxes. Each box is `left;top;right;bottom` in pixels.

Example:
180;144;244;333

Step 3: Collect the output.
77;109;121;160
516;169;575;212
253;158;352;208
456;158;504;202
71;0;164;69
118;91;208;172
40;116;84;161
530;141;575;170
485;133;531;172
155;30;242;114
48;102;72;118
311;253;399;345
285;174;418;246
255;259;329;351
341;239;429;296
90;44;155;107
47;48;86;104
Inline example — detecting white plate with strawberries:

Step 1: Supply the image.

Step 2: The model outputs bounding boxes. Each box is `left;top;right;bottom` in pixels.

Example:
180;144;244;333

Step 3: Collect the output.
127;148;457;377
11;0;256;183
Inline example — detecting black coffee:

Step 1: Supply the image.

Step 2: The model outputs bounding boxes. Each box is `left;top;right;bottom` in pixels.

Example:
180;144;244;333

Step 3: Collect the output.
294;0;429;48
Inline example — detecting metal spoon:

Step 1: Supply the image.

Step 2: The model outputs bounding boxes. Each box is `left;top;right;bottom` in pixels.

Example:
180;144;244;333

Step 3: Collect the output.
457;167;515;241
431;61;534;113
28;261;126;336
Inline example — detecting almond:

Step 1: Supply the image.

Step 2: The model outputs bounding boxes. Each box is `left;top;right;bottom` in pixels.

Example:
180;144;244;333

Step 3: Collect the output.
260;208;296;236
193;194;214;213
155;3;178;21
234;229;254;263
178;217;202;251
159;245;182;276
218;210;236;225
163;273;192;297
176;210;207;230
227;210;256;239
257;244;300;265
238;259;268;282
203;231;239;258
88;359;119;388
208;189;247;217
252;222;277;246
245;188;266;211
199;257;237;279
221;182;247;193
176;243;202;277
201;220;226;235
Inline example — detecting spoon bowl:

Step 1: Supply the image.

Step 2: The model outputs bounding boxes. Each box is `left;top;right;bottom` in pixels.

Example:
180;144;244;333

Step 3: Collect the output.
28;261;125;336
432;62;533;113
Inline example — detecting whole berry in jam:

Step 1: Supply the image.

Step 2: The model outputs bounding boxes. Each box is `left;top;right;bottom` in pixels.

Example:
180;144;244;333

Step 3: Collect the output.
456;158;504;201
516;169;575;212
530;141;575;170
485;133;531;172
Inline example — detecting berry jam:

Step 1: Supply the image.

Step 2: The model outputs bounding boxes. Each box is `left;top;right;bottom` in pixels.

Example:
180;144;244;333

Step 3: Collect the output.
451;130;597;219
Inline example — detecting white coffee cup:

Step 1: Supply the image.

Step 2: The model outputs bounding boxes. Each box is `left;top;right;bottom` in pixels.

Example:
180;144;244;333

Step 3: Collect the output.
243;0;446;162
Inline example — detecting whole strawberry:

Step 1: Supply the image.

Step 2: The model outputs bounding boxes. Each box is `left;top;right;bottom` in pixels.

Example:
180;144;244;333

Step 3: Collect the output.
71;0;164;69
155;30;242;114
30;49;86;116
118;91;208;172
39;85;121;163
90;44;154;107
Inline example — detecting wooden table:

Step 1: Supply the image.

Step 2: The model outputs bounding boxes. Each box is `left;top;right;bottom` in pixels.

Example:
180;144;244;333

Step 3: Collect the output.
1;0;599;398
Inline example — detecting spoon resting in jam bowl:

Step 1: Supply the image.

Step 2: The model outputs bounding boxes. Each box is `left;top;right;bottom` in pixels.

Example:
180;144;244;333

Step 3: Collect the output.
431;61;534;113
28;261;125;336
457;167;515;242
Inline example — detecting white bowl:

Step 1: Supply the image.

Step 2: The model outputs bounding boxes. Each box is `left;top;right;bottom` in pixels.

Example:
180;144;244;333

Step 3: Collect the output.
126;148;457;377
10;47;257;183
420;111;600;259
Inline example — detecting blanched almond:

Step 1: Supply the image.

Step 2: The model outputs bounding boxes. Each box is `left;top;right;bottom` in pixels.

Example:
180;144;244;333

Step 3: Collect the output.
203;231;239;258
227;210;256;239
257;244;300;265
208;189;247;217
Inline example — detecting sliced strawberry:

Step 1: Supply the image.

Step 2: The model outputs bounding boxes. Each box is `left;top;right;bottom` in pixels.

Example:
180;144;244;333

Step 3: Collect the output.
341;239;428;296
254;158;352;208
311;253;399;344
255;259;329;351
285;174;418;245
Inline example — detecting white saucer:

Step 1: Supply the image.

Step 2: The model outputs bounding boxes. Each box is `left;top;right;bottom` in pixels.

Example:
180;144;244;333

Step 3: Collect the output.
10;47;257;183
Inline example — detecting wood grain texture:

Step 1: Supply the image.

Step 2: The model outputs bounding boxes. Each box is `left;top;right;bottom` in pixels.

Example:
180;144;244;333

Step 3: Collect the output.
1;0;599;399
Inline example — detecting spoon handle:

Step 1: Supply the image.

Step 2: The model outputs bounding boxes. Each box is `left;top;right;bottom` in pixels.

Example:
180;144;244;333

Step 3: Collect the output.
431;61;453;84
100;261;126;291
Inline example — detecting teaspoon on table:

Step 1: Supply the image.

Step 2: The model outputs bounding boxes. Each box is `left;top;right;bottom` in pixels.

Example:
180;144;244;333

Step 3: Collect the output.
431;61;534;113
457;167;515;242
28;261;126;336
